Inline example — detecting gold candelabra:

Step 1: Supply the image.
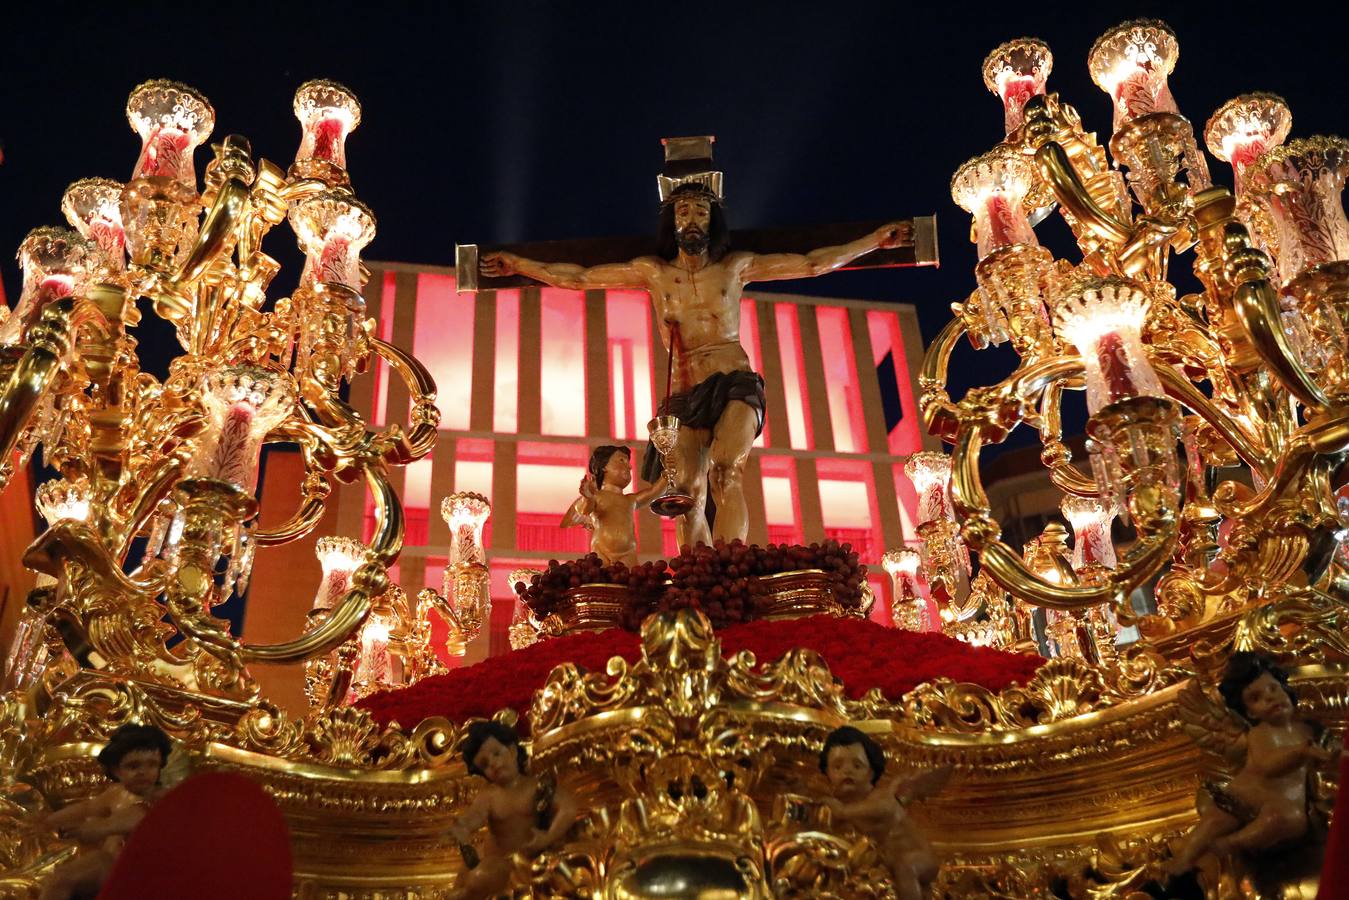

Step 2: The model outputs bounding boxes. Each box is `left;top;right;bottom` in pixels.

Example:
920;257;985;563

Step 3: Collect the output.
0;77;474;709
896;18;1349;663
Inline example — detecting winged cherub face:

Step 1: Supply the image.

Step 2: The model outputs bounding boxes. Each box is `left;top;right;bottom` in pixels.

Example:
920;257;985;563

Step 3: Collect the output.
1241;671;1295;725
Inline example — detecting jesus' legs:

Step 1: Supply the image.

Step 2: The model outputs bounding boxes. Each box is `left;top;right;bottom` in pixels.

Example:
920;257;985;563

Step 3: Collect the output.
673;426;711;548
707;401;757;543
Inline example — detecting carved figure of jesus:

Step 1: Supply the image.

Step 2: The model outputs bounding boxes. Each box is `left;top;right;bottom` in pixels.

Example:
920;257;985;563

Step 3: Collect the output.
482;184;909;546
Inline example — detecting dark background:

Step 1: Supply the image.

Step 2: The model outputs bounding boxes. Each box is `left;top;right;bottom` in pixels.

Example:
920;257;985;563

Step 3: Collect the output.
3;1;1342;449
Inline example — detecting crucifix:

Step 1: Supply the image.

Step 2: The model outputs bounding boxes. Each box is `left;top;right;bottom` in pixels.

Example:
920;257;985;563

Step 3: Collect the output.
456;136;938;548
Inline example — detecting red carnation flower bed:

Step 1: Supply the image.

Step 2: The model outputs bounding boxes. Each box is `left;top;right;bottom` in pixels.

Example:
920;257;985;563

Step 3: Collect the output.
358;616;1043;734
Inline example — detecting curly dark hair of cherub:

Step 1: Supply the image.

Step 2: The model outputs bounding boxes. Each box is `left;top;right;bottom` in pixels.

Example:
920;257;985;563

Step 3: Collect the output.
96;723;172;779
1219;651;1297;722
588;444;630;489
462;720;528;778
657;183;731;262
819;725;886;785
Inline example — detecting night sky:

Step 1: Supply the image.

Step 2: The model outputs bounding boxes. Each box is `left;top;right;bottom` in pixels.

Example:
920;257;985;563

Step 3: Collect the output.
3;1;1344;445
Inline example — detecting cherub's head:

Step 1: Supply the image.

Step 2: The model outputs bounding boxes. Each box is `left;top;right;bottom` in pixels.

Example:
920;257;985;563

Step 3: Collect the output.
657;183;729;261
1219;651;1297;725
589;444;632;490
97;723;172;797
463;720;528;786
820;726;885;799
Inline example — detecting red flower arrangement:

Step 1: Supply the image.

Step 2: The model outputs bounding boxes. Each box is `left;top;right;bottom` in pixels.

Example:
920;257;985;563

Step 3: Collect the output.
517;539;870;630
358;614;1043;734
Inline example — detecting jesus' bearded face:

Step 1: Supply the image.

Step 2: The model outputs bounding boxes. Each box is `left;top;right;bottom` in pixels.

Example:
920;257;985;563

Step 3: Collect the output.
673;196;712;256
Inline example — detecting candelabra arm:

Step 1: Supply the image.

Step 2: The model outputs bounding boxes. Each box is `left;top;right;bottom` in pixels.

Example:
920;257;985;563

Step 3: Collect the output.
175;175;250;290
1035;141;1132;246
0;297;106;480
112;455;192;557
918;317;967;442
363;460;404;567
1215;412;1349;522
369;337;440;463
1157;367;1270;476
251;441;331;547
1231;276;1328;410
951;399;1178;614
240;561;386;664
1039;380;1103;498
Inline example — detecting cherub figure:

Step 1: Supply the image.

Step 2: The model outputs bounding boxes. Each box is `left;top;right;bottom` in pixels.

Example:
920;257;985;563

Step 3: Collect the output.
38;723;172;900
1168;651;1340;876
561;444;666;567
818;725;951;900
445;721;577;900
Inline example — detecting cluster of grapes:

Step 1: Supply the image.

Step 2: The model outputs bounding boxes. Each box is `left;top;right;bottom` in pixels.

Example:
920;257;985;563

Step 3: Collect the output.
658;539;869;629
516;540;868;632
515;554;667;622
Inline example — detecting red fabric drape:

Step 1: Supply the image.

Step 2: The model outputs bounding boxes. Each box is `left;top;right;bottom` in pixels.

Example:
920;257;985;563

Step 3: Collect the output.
99;772;291;900
1317;754;1349;899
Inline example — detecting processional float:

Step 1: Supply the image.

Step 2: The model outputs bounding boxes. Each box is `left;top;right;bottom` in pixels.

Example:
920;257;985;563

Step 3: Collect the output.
0;17;1347;899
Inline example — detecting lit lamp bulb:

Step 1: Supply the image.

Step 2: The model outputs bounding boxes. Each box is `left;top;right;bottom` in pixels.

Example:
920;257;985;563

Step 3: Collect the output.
508;567;541;651
443;493;491;569
982;37;1052;135
0;228;93;346
291;80;362;188
951;147;1050;350
291;191;377;294
440;492;492;655
904;452;969;608
1054;277;1179;520
1061;496;1118;572
1087;19;1180;134
1248;138;1349;291
121;80;214;268
881;548;928;632
352;603;393;698
951;146;1039;263
61;178;128;279
312;536;367;612
1053;277;1164;415
189;366;295;498
4;478;90;690
906;451;954;525
1204;94;1292;198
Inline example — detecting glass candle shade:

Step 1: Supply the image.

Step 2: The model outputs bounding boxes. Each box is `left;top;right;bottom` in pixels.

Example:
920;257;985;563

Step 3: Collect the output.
290;190;377;294
33;478;91;589
1204;94;1292;198
905;452;954;525
1053;277;1165;415
0;228;93;346
313;536;367;611
189;366;296;495
982;38;1052;135
35;478;92;525
1248;137;1349;288
442;492;491;569
1087;19;1180;133
126;80;214;185
354;607;393;691
1061;496;1118;570
952;147;1039;262
292;80;361;186
61;178;128;277
881;547;929;632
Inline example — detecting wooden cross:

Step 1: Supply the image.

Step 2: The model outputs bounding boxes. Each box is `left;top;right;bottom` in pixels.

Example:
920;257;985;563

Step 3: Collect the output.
455;215;939;292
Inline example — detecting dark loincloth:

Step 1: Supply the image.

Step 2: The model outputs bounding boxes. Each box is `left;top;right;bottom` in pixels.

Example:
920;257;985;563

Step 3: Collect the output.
641;370;766;483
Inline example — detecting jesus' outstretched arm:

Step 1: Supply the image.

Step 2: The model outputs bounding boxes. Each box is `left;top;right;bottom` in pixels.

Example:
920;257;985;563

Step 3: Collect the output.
480;252;655;290
739;221;912;282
